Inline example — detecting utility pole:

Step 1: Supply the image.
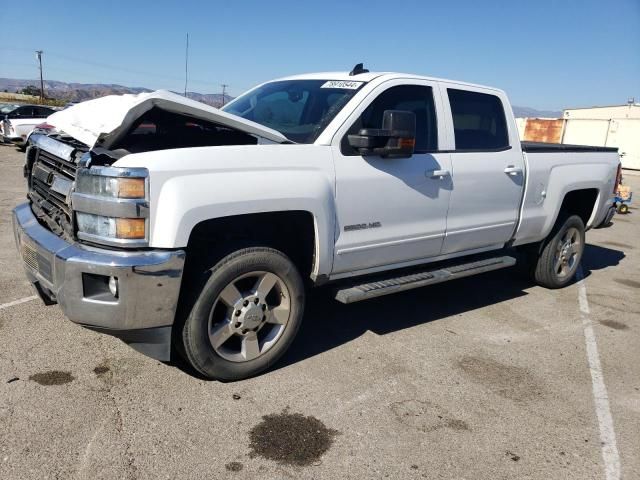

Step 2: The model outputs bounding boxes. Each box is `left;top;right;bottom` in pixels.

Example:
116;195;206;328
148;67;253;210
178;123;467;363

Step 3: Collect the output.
221;84;229;106
35;50;44;103
184;33;189;97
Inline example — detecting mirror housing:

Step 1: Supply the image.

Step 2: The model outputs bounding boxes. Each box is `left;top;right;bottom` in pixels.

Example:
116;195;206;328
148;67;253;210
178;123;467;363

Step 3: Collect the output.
348;110;416;158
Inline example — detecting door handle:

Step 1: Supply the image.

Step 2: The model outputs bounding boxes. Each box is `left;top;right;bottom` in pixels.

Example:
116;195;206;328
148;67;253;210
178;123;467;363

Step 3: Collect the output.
427;169;450;179
504;165;522;176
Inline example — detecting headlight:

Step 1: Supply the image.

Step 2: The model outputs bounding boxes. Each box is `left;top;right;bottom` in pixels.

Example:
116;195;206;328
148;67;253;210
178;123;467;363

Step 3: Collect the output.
75;174;145;199
72;166;149;247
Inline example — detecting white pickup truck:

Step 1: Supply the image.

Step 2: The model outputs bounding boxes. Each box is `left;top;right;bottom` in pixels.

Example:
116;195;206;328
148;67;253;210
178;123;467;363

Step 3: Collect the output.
12;65;620;380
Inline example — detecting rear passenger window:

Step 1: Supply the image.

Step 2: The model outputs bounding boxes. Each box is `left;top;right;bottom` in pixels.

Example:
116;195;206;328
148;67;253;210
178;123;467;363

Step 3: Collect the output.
16;107;34;117
35;107;52;118
447;89;509;150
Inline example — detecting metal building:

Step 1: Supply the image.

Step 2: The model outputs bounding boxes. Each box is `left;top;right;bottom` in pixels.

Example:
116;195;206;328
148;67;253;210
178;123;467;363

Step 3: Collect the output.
517;102;640;170
562;103;639;170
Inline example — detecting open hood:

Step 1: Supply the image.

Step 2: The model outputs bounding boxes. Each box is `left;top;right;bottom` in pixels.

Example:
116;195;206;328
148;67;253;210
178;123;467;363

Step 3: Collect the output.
46;90;288;148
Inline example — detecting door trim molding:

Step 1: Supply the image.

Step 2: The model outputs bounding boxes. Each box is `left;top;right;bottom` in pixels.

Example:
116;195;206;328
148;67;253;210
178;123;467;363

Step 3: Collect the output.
445;221;515;237
336;232;445;255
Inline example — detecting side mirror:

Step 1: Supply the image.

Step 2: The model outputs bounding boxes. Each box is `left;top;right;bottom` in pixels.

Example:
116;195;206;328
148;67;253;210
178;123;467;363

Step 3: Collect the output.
348;110;416;158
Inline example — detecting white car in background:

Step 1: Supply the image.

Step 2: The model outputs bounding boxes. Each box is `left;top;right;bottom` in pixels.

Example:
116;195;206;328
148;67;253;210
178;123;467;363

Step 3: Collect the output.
2;104;56;149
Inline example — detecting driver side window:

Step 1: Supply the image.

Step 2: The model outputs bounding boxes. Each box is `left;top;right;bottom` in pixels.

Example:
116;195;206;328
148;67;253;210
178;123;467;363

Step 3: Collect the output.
341;85;438;155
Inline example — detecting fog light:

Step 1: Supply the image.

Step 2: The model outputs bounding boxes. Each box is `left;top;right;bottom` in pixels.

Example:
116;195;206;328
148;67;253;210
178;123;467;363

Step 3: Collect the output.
108;276;119;298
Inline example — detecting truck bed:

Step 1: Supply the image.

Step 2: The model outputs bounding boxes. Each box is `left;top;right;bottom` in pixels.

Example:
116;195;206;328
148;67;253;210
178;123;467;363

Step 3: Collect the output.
521;141;618;153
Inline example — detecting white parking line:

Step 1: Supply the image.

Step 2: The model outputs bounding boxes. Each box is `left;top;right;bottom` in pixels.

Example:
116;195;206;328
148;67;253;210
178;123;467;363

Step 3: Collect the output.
577;267;621;480
0;295;38;311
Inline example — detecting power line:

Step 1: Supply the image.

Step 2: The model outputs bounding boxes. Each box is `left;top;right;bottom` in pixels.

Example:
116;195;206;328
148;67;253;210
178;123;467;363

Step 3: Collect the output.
4;48;215;87
3;47;244;95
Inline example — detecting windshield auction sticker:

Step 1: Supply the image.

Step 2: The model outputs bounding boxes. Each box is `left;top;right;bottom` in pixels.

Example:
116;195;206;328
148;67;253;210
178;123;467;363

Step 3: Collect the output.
321;80;363;89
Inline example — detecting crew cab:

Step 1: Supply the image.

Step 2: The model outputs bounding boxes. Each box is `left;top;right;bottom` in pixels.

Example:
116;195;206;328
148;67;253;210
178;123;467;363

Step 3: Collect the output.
2;104;57;149
12;66;620;380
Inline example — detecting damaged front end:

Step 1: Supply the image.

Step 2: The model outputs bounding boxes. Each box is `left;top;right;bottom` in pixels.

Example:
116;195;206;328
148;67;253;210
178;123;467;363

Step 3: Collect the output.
25;134;89;241
25;89;288;245
12;90;287;360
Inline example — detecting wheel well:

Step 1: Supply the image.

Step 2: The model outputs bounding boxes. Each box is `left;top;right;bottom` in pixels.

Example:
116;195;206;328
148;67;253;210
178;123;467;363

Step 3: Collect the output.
559;189;599;226
185;211;316;281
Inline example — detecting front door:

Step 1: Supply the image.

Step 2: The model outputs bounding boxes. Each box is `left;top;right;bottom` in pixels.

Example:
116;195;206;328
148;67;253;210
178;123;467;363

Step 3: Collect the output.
331;81;452;275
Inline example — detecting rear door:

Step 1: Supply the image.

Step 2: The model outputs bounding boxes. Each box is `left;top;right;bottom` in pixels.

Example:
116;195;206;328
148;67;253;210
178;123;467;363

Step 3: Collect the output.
439;85;525;254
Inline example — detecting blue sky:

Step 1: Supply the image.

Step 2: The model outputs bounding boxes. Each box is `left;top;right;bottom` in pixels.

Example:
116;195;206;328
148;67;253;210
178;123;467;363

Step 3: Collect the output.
1;0;638;110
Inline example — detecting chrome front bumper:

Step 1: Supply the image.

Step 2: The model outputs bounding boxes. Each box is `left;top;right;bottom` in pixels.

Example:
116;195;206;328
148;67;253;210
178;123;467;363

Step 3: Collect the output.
12;202;185;360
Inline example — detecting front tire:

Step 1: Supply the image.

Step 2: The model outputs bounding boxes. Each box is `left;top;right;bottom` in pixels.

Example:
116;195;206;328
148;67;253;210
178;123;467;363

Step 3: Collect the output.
530;214;585;289
181;247;305;381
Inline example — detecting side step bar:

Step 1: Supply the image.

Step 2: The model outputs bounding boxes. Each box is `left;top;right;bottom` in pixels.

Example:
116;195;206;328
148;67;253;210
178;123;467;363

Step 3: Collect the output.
334;255;517;304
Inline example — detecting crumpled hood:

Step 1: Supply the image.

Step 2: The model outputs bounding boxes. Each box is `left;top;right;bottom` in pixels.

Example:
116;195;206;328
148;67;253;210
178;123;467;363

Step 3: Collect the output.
46;89;288;148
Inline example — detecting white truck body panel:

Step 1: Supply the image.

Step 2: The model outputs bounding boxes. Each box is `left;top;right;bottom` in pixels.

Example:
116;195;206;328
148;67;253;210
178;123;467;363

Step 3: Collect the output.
512;152;617;246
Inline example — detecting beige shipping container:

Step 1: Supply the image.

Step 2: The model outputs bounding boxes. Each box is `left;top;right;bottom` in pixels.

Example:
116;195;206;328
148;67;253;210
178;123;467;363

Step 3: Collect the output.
563;104;640;170
562;119;609;145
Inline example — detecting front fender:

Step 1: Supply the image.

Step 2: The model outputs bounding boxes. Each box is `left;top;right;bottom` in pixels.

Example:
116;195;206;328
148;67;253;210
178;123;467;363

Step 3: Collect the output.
116;144;337;278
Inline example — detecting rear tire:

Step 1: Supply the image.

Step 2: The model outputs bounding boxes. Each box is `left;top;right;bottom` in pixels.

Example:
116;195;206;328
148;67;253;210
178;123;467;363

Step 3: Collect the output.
181;247;305;381
530;214;585;289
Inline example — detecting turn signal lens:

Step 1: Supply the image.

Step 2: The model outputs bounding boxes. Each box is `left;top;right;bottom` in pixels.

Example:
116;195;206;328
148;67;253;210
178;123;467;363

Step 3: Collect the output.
117;178;145;199
115;218;146;239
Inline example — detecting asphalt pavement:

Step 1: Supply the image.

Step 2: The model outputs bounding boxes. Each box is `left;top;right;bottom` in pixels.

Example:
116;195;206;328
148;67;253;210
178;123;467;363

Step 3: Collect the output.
1;143;638;479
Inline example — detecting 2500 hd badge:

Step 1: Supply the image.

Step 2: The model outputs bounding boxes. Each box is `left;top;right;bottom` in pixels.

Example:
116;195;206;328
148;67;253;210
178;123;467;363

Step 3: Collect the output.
344;222;382;232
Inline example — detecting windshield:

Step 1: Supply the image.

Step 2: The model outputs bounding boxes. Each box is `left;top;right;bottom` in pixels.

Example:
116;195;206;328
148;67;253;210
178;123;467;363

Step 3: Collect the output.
222;80;364;143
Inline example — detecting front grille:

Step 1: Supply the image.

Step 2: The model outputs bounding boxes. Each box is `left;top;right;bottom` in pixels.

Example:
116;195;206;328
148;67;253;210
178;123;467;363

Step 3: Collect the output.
27;138;87;239
37;149;78;179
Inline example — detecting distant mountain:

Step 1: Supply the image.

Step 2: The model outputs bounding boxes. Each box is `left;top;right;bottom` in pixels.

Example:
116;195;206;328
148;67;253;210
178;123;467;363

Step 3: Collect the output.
0;78;233;107
0;77;562;116
512;106;562;118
